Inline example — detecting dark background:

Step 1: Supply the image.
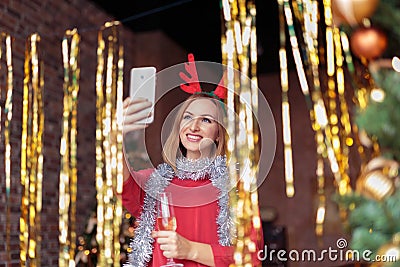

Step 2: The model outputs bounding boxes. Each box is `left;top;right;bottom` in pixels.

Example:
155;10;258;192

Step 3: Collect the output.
90;0;294;74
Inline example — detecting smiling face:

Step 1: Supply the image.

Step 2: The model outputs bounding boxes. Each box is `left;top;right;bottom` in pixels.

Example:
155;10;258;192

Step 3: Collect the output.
179;98;220;159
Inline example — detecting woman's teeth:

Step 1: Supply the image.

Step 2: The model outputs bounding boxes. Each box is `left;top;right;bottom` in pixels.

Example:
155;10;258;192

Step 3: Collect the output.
187;134;202;141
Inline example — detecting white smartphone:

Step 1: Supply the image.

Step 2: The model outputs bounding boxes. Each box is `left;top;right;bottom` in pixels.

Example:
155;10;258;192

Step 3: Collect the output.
129;66;156;124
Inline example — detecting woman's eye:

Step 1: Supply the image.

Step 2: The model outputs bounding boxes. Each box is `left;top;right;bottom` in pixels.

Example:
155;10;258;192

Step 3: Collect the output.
183;114;192;120
202;117;212;123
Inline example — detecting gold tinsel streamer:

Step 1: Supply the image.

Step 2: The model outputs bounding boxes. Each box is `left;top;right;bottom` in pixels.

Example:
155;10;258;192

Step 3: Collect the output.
286;0;354;235
95;21;124;266
1;32;13;265
298;1;330;236
319;0;353;198
340;31;380;161
277;0;295;198
59;29;80;267
221;0;262;266
20;33;44;267
333;26;353;193
283;0;329;237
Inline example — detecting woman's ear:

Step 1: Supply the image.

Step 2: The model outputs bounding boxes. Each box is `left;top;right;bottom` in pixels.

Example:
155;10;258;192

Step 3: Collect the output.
215;137;220;145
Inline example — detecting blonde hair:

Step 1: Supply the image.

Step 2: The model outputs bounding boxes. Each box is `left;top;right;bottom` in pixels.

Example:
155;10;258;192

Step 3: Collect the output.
162;94;226;169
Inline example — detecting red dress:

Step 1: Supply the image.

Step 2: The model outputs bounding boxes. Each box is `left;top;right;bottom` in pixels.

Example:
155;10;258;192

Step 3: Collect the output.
122;167;234;266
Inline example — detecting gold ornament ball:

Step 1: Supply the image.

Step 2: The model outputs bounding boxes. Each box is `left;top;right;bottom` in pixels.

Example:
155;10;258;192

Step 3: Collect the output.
356;170;395;201
350;27;388;60
364;157;399;174
356;157;399;201
332;0;380;25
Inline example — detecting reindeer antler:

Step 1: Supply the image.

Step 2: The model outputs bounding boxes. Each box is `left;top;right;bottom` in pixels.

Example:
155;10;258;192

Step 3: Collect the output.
179;53;227;101
179;53;202;94
213;71;227;100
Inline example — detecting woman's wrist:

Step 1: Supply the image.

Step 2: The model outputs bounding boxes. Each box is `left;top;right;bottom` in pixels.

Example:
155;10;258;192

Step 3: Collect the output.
187;240;198;261
186;241;215;266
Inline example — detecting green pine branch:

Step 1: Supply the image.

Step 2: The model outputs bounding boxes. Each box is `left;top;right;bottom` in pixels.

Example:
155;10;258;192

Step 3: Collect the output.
355;69;400;160
334;191;400;259
372;0;400;57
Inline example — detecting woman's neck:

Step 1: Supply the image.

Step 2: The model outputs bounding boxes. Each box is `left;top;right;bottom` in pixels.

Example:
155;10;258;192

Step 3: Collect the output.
186;150;215;160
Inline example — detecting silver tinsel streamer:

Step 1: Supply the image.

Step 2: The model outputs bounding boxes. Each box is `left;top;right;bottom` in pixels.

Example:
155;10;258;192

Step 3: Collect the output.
126;163;174;267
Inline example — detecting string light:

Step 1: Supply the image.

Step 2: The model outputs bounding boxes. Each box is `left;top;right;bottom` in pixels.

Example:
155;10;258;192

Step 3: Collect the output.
370;88;385;102
392;56;400;72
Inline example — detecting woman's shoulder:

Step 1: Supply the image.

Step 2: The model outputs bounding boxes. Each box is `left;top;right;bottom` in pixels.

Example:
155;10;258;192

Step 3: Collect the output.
210;155;228;174
129;167;154;177
214;155;227;166
131;162;173;176
148;162;175;181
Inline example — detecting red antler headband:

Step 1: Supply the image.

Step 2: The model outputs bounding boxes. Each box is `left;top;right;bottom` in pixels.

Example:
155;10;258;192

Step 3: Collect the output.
179;53;227;100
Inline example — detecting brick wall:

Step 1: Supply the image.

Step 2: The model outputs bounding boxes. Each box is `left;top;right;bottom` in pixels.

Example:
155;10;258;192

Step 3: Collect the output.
0;0;186;266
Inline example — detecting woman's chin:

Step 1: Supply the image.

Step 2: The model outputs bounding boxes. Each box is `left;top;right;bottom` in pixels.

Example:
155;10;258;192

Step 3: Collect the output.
183;139;217;159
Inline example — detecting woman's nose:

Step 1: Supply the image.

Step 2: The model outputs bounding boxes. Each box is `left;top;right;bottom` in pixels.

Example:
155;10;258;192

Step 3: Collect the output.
189;118;200;131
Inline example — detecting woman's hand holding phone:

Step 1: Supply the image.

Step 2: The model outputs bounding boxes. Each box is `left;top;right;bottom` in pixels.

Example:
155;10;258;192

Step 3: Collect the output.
122;97;153;135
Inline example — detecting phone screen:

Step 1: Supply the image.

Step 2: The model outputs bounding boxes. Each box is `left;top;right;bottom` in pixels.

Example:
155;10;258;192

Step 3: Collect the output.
129;67;156;124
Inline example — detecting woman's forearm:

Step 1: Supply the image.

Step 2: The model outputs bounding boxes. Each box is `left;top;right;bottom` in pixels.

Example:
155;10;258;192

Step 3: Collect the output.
187;241;215;267
123;152;131;182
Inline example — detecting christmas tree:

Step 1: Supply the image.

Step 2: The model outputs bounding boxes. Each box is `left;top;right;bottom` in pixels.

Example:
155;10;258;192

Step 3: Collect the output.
335;0;400;265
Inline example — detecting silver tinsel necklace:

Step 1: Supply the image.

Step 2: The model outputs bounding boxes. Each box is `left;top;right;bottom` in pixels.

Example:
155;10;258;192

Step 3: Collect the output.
125;155;233;267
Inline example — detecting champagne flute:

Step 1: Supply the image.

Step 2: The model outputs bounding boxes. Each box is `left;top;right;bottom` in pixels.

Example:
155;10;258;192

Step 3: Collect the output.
157;192;184;267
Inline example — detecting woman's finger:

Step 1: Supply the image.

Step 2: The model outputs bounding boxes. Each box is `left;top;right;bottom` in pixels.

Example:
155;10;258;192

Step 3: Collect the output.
123;112;153;125
123;124;148;133
124;101;152;115
128;97;149;104
163;250;173;258
159;244;169;251
123;97;131;109
123;97;150;109
155;231;176;238
156;237;170;244
123;97;150;111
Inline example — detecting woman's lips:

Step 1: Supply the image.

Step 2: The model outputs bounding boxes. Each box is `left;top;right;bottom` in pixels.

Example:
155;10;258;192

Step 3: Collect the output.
186;134;202;142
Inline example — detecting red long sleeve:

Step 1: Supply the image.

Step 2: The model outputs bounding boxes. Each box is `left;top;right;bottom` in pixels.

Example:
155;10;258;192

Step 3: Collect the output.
210;224;264;267
210;244;234;266
121;168;153;217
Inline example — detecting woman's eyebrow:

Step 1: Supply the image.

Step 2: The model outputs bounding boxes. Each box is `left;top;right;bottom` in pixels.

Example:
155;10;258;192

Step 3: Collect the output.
184;111;216;119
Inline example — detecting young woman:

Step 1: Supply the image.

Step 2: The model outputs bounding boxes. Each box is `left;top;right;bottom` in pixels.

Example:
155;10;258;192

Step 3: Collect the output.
121;93;233;267
121;54;262;266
